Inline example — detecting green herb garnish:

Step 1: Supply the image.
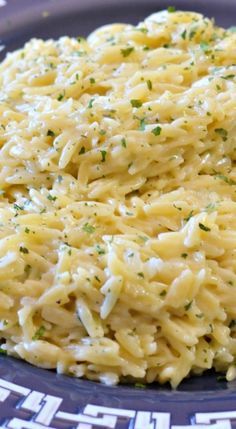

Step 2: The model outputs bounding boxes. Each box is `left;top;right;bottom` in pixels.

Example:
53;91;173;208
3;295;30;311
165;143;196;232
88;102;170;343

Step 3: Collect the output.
47;129;55;137
199;223;211;232
57;93;64;101
130;99;143;108
221;74;235;80
135;383;147;388
200;42;210;52
47;194;57;202
184;210;194;222
19;246;29;254
14;203;23;211
189;30;196;40
184;300;193;311
95;245;105;255
215;128;228;141
214;172;236;186
137;28;148;34
82;223;95;234
152;126;162;136
138;272;144;278
146;79;153;90
121;47;134;57
79;146;86;155
88;98;95;109
32;326;46;341
121;138;127;148
217;375;226;382
139;118;146;131
100;150;107;162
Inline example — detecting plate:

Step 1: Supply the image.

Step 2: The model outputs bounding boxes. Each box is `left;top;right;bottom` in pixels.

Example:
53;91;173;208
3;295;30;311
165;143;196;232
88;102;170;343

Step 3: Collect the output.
0;1;236;428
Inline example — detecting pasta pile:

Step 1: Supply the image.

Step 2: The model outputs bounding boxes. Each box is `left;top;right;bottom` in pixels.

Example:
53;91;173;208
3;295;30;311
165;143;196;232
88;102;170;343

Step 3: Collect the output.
0;9;236;387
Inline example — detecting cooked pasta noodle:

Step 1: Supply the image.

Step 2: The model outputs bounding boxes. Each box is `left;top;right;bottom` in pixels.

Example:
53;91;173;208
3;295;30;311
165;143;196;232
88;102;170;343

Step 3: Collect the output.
0;9;236;387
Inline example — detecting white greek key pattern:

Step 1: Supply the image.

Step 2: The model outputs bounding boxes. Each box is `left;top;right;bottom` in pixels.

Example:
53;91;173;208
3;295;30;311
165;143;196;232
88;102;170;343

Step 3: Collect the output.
0;378;235;429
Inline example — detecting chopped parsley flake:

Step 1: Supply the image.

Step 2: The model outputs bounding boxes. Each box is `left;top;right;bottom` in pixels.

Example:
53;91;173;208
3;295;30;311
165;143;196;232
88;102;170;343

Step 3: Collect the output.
19;246;29;254
79;146;86;155
152;126;162;136
89;77;95;84
214;172;236;186
146;79;153;90
167;6;176;13
131;99;143;108
217;375;226;382
215;128;228;141
121;47;134;57
57;93;64;101
32;326;46;341
13;203;23;211
137;28;148;34
173;204;182;211
189;30;196;40
138;272;144;278
47;129;55;137
100;150;107;162
160;290;167;297
88;98;95;109
24;227;30;234
47;194;57;202
221;74;235;80
200;42;210;52
135;383;147;388
205;202;217;212
184;300;193;311
181;30;187;40
0;347;6;355
82;223;95;234
181;253;188;259
95;244;105;255
121;138;127;148
196;313;204;319
139;118;146;131
184;210;194;222
138;235;148;242
199;223;211;232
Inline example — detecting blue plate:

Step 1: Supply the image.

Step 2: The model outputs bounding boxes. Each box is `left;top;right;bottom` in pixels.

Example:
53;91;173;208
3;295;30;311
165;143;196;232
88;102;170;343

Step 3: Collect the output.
0;1;236;428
